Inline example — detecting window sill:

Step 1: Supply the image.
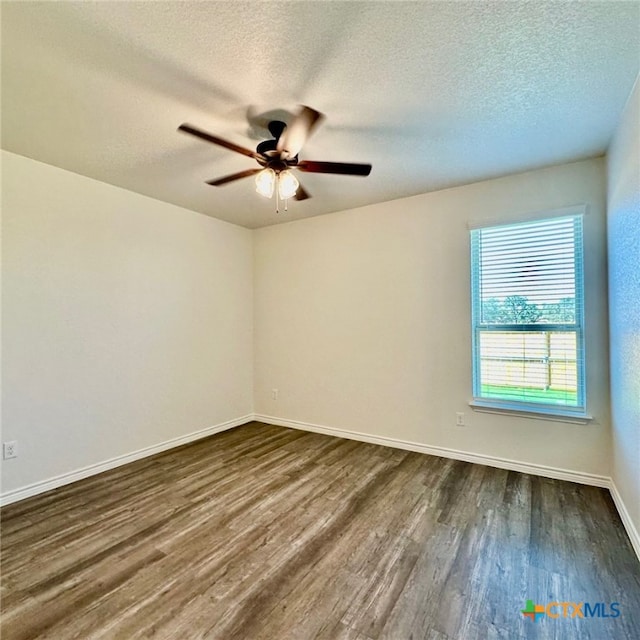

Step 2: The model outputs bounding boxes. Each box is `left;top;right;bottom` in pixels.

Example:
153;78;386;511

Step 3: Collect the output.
468;400;593;424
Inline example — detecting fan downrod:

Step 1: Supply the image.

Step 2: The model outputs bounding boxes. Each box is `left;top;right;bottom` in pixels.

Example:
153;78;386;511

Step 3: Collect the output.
256;121;287;157
268;120;286;140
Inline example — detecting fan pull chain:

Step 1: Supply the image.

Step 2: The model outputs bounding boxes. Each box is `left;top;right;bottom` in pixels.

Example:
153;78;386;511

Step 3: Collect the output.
274;184;289;213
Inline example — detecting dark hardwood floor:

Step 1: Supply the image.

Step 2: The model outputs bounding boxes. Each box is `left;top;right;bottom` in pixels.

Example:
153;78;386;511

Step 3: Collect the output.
1;421;639;639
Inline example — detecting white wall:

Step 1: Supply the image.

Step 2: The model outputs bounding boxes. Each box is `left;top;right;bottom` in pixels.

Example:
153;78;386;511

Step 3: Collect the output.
1;151;253;495
1;150;615;501
254;158;611;477
607;77;640;537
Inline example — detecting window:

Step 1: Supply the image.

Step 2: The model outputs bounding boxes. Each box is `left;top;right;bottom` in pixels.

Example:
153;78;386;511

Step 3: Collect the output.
470;212;586;418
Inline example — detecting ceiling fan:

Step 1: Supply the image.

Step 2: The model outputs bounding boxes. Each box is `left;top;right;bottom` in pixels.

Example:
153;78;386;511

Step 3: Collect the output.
178;106;372;209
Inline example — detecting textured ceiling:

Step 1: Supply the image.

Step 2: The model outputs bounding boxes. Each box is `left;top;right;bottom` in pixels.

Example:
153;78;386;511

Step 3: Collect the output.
2;1;639;228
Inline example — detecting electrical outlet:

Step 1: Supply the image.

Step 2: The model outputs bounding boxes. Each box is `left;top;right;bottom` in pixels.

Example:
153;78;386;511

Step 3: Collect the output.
271;388;279;401
455;412;465;427
3;441;17;459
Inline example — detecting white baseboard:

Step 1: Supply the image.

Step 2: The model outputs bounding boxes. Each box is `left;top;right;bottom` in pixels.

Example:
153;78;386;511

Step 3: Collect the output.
0;414;253;507
254;413;610;487
609;481;640;561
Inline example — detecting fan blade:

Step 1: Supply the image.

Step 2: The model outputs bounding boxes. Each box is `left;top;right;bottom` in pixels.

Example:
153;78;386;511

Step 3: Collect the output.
206;168;262;186
294;183;311;201
277;106;324;159
178;124;259;159
297;160;372;176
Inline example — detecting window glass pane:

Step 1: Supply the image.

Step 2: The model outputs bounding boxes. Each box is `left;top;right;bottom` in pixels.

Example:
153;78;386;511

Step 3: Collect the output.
479;330;578;406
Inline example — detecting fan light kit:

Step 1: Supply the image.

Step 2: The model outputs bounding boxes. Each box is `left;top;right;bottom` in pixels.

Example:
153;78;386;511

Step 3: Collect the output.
254;168;299;207
178;105;372;213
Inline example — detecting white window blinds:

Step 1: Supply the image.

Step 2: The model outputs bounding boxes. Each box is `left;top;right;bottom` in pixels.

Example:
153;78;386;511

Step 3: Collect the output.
470;214;585;414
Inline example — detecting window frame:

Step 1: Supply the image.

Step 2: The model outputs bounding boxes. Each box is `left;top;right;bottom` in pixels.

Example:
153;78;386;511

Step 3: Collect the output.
469;207;589;422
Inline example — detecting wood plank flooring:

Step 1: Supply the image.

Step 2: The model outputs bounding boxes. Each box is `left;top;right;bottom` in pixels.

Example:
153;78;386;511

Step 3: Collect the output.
1;421;639;639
